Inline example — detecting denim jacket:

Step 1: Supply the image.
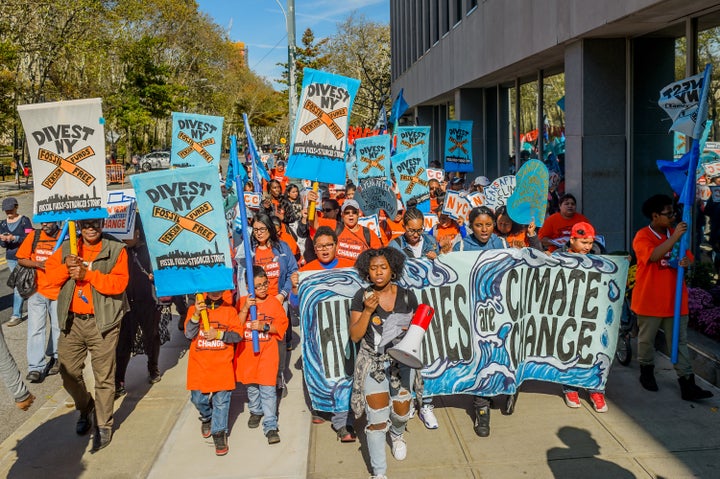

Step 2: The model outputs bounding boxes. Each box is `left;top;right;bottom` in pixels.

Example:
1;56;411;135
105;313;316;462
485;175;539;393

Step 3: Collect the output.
235;238;298;298
453;233;507;252
390;233;439;258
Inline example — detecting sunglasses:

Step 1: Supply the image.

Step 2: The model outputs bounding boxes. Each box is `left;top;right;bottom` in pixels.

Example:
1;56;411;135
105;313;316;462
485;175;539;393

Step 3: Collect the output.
78;220;102;229
658;210;676;217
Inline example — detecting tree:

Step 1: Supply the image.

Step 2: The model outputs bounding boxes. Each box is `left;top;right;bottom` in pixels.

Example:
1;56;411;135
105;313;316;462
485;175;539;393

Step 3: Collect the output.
322;14;391;128
277;28;330;100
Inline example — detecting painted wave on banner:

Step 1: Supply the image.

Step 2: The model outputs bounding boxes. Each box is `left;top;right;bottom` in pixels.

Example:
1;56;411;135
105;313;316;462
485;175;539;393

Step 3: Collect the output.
299;248;628;412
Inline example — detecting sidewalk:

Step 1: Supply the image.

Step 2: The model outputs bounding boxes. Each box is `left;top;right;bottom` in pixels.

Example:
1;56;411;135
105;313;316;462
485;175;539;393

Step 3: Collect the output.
1;322;719;479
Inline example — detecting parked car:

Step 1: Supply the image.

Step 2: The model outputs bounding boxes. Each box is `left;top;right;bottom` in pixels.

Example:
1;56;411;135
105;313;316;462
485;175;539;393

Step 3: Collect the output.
140;150;171;171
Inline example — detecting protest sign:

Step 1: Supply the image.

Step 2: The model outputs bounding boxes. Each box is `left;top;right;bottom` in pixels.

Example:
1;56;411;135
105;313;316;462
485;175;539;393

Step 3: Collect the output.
287;68;361;185
426;168;444;182
18;98;108;222
103;189;136;240
467;192;486;208
442;190;471;222
507;159;549;227
131;166;234;297
355;177;398;217
355;135;391;181
345;148;359;186
357;214;382;239
392;146;430;208
444;120;473;172
244;192;261;210
423;214;439;232
703;161;720;177
658;71;707;137
170;112;224;168
396;126;430;160
299;249;629;412
710;186;720;202
484;175;516;211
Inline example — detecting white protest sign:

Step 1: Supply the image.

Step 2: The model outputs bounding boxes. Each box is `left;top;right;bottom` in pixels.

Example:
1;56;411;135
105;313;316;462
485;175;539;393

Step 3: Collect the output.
703;161;720;177
442;190;471;222
244;192;261;210
427;168;445;181
484;175;516;211
358;214;382;239
103;189;136;240
466;192;486;208
423;214;439;232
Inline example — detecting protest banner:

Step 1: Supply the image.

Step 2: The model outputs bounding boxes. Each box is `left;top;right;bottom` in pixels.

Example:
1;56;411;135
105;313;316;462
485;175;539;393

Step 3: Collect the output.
427;168;445;182
442;190;471;222
286;68;361;185
444;120;473;172
355;135;391;181
658;71;707;137
484;175;516;211
357;214;382;239
507;159;549;227
170;112;224;168
131;166;234;297
18;98;108;222
299;249;629;412
467;191;486;208
396;126;430;159
355;177;398;217
703;161;720;177
103;189;137;240
392;146;430;208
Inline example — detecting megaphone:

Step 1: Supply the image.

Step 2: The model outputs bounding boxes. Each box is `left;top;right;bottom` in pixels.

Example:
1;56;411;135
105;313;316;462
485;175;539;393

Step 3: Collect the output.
388;304;434;369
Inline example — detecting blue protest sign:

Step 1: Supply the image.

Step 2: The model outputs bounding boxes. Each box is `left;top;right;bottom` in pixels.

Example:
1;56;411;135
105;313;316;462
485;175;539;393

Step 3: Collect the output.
444;120;473;172
287;68;361;184
396;126;430;160
170;112;224;168
507;159;549;227
356;134;391;181
130;166;234;297
392;146;430;207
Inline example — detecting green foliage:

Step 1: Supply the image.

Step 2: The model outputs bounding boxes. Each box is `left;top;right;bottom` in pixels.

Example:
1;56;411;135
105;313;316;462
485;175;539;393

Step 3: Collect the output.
687;259;717;290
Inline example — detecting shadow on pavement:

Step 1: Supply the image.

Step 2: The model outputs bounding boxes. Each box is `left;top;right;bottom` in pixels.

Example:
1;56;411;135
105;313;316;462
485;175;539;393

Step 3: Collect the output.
546;426;636;479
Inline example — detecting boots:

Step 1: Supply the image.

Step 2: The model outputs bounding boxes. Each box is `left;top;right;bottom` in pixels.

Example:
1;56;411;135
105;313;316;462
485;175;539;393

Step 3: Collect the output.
678;374;714;401
639;365;659;392
473;405;490;437
213;431;229;456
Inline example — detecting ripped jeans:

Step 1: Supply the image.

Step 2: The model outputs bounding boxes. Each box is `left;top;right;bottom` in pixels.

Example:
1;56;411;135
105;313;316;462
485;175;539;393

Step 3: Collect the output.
363;360;415;476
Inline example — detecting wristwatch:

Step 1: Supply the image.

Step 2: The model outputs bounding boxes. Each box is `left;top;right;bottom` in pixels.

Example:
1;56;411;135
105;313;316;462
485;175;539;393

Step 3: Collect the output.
263;323;270;334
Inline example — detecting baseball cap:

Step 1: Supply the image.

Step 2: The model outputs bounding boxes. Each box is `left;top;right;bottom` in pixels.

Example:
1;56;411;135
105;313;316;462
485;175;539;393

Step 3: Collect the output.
450;177;464;186
571;222;595;239
2;197;18;211
341;199;361;213
473;176;491;187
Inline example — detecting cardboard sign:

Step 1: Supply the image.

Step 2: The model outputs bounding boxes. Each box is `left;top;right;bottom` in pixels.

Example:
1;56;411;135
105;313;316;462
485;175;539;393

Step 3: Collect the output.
427;168;445;181
423;214;439;232
466;192;486;208
104;189;137;240
442;190;471;222
484;175;516;211
358;214;382;239
244;192;261;210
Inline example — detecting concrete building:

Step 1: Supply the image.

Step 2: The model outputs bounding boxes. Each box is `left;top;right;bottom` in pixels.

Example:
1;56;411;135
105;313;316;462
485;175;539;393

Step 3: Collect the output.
391;0;720;251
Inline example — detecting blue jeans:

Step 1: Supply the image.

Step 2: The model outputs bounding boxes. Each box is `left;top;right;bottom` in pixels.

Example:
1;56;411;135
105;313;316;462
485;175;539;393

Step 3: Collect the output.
191;390;232;435
26;292;59;372
6;260;24;319
0;323;29;402
247;384;278;434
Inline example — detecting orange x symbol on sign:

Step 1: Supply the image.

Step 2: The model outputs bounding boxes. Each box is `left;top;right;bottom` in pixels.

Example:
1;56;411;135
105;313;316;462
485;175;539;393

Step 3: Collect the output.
177;132;215;163
300;99;347;140
400;139;425;150
449;137;468;154
37;147;96;189
360;154;386;174
152;202;216;245
400;167;428;195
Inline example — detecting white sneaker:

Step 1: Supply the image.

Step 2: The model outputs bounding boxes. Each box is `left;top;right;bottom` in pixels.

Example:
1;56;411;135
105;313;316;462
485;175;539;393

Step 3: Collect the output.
370;475;388;479
391;434;407;461
418;404;439;429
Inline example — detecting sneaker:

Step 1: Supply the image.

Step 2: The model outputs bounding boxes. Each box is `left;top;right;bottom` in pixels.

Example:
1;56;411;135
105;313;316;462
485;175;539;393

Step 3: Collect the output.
370;475;388;479
335;425;357;443
15;393;35;411
114;384;127;401
418;404;439;429
473;405;490;437
76;399;95;435
589;392;608;413
6;316;23;327
391;434;407;461
201;419;212;438
564;391;581;409
311;412;326;424
47;358;60;376
248;413;263;429
148;371;162;384
26;370;42;383
266;429;281;445
213;431;229;455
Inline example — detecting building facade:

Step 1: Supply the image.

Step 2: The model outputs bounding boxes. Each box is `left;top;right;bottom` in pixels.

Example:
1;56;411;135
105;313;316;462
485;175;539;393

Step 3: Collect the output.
391;0;720;251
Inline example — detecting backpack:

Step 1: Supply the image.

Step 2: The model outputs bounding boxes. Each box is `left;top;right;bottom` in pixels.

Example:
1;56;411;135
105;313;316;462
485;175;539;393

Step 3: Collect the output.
6;229;41;299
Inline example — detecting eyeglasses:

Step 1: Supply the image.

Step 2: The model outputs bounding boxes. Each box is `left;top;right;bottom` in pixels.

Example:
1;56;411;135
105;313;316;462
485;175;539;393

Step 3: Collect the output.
659;210;676;217
406;228;424;235
253;226;269;233
79;220;102;229
342;209;358;215
315;242;335;251
254;281;270;290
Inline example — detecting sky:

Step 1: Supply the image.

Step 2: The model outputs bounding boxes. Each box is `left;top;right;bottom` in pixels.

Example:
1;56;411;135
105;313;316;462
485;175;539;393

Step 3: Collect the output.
196;0;389;89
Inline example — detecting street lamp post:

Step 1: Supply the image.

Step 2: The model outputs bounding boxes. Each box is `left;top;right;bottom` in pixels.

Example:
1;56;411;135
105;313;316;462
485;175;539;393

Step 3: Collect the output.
275;0;298;134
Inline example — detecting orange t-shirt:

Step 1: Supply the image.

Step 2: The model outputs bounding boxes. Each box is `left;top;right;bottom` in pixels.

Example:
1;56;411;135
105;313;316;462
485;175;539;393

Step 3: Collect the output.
43;239;129;314
234;295;288;386
336;225;383;261
381;218;405;244
311;217;337;238
434;222;461;252
16;229;61;299
254;246;280;296
278;225;299;256
504;230;529;249
538;212;590;252
300;257;355;271
631;226;692;317
185;302;242;393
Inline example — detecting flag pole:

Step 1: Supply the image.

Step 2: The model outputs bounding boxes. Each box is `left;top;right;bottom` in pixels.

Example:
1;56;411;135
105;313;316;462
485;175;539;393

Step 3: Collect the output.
671;63;712;363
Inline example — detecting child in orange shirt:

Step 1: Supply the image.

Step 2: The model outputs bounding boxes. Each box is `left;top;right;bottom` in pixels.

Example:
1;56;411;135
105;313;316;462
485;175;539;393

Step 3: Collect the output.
185;291;243;456
236;266;289;445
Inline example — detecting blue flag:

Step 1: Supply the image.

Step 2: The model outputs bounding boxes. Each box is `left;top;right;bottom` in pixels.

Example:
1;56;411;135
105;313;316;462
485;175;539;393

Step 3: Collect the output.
389;88;409;124
243;113;270;193
657;151;691;197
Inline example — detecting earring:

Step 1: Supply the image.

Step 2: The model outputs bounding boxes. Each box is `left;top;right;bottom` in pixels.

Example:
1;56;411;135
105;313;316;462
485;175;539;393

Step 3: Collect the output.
366;275;372;282
391;273;397;280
